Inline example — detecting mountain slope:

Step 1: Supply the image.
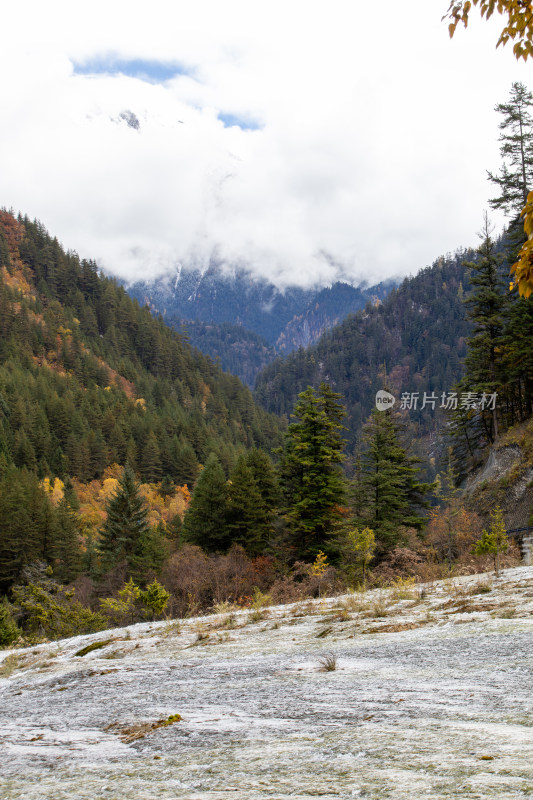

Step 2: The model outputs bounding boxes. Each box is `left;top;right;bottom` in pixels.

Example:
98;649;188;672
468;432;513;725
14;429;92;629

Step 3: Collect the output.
254;252;474;450
0;211;285;485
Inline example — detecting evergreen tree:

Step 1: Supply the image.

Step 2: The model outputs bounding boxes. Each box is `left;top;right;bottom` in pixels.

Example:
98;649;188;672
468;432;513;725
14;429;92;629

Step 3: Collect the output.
279;383;347;560
182;453;230;552
0;467;57;592
488;82;533;216
97;464;150;577
353;408;433;556
50;499;82;584
226;456;271;556
130;523;170;584
140;431;162;483
245;448;281;512
461;215;508;441
503;291;533;419
140;579;170;620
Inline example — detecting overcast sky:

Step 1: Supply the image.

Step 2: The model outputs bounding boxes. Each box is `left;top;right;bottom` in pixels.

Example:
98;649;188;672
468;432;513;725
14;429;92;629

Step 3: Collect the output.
1;0;530;288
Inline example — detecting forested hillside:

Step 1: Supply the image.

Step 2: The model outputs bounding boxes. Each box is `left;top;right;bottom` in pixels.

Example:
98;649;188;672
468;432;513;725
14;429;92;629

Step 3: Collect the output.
0;211;284;485
172;320;275;389
0;210;287;599
254;251;474;447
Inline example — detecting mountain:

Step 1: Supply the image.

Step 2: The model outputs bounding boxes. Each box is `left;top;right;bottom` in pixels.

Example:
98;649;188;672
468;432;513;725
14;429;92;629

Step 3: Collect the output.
176;320;276;390
0;211;285;486
127;265;393;386
254;251;475;454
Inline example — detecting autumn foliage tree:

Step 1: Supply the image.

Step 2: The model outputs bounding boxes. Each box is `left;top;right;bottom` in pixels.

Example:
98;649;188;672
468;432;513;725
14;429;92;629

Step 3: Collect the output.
444;1;533;296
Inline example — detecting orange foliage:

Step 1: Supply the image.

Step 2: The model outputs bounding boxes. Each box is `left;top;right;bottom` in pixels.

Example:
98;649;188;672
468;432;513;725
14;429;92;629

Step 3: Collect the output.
426;505;482;564
0;211;25;253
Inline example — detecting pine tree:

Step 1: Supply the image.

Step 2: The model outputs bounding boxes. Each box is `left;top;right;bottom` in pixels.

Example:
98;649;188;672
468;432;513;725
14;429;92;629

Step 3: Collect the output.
338;526;375;588
140;431;162;483
226;456;271;556
461;214;508;441
353;408;433;556
0;467;74;592
51;499;82;584
97;464;150;577
140;579;170;620
245;448;280;512
279;383;347;560
182;453;230;552
488;82;533;217
503;292;533;419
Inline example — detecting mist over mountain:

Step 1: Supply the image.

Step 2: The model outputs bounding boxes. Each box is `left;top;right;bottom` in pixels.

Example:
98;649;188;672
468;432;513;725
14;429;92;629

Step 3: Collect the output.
127;263;394;386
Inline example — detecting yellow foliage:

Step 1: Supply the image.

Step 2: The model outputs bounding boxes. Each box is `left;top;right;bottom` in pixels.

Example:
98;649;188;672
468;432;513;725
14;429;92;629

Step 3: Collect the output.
69;472;191;550
444;0;533;60
41;476;65;505
99;478;119;502
510;191;533;298
135;398;146;410
103;464;124;481
311;550;328;577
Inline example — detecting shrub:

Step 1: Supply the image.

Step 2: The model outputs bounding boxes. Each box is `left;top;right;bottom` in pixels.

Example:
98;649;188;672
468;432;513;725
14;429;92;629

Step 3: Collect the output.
11;568;106;641
0;601;20;647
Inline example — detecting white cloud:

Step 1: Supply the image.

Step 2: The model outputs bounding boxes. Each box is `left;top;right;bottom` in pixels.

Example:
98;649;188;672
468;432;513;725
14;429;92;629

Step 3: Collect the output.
0;0;530;288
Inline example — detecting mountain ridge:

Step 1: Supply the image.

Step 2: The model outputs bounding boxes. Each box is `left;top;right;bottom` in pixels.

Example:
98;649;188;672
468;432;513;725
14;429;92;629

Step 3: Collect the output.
127;263;394;386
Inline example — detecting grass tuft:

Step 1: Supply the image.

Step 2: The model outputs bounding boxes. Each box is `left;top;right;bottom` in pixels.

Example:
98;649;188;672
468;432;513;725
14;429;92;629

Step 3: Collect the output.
318;653;337;672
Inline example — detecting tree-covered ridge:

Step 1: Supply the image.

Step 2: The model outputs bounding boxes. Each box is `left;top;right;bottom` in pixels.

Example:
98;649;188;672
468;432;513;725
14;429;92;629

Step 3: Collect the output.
170;319;276;389
0;210;285;485
254;252;474;446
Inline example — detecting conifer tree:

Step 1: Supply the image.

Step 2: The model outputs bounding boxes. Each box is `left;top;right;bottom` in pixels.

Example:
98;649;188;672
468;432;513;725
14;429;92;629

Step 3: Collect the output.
97;464;150;577
226;456;271;556
353;408;433;556
474;505;509;576
488;82;533;217
50;499;82;584
245;448;281;512
140;431;162;483
461;214;508;441
279;383;347;560
0;467;57;592
182;452;230;552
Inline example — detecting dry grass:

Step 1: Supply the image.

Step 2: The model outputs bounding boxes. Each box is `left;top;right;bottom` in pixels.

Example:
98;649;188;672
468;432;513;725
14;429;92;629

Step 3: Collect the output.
337;593;366;613
106;713;182;743
318;653;337;672
0;653;21;677
389;576;418;602
369;595;389;618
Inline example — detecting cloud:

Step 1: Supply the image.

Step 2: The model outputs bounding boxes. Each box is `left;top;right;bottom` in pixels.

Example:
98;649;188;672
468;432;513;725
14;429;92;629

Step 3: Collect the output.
0;0;530;288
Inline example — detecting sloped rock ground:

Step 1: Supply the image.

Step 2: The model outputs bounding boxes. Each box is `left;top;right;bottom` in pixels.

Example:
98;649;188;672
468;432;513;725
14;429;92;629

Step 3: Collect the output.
1;567;533;799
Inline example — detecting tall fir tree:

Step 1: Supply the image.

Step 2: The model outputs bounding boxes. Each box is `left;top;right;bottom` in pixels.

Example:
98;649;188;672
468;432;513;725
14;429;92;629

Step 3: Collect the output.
181;452;230;552
279;383;347;560
226;456;272;556
97;464;150;578
488;82;533;217
461;214;508;442
353;408;433;556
